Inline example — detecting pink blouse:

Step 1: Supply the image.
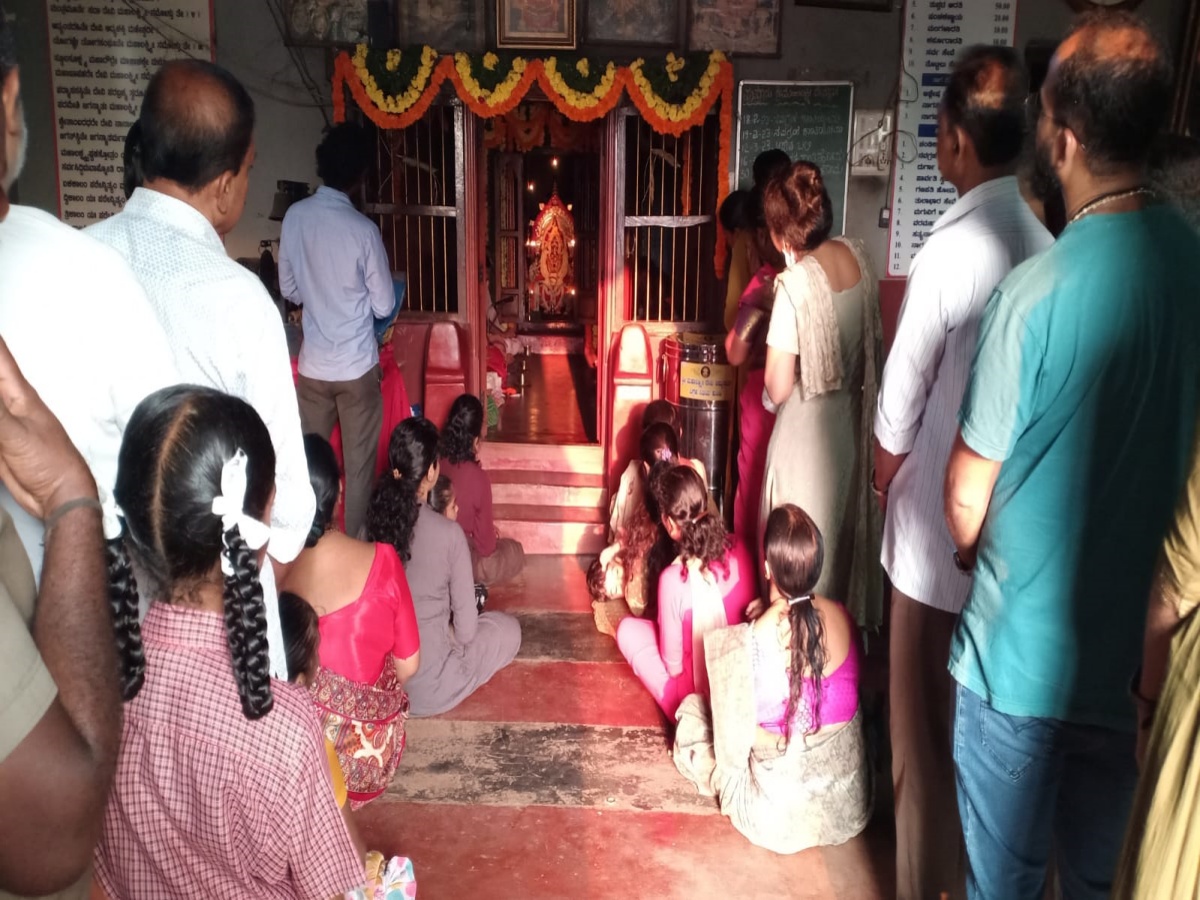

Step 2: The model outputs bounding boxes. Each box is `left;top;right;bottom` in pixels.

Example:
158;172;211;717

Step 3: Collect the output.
753;602;859;734
317;543;420;684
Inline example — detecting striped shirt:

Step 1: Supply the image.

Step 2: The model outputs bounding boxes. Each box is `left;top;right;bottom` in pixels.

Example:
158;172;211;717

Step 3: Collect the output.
94;604;363;900
875;176;1052;613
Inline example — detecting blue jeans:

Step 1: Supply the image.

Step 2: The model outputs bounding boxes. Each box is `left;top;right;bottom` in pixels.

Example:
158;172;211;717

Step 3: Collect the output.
952;683;1137;900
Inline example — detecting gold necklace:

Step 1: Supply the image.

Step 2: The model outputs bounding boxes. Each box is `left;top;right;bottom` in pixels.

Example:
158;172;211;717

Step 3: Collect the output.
1067;186;1154;226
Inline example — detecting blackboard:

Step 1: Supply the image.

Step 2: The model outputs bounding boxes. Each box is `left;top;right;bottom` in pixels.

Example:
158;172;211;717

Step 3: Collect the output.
735;81;855;236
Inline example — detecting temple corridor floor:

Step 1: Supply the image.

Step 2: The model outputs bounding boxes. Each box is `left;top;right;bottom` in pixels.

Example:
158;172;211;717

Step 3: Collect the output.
491;354;598;445
356;556;897;899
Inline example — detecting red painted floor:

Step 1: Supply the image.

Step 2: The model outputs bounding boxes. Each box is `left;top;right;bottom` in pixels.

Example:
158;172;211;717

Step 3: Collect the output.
358;556;896;899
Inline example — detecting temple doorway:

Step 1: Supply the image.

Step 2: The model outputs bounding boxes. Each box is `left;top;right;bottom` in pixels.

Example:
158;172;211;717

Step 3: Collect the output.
483;103;601;445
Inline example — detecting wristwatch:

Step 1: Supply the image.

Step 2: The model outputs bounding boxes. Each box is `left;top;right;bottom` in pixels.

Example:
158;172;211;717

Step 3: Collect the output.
953;550;974;573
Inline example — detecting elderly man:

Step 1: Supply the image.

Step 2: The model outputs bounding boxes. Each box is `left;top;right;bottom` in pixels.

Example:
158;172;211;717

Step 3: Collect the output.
872;46;1051;900
943;12;1200;898
88;60;314;679
280;123;395;538
0;4;178;573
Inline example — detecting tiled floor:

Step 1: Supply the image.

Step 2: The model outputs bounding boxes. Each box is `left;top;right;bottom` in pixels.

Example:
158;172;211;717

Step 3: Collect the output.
357;556;896;899
492;353;598;445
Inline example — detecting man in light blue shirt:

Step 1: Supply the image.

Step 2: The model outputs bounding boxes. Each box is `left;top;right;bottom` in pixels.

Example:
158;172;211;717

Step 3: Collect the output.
280;124;395;537
943;12;1200;899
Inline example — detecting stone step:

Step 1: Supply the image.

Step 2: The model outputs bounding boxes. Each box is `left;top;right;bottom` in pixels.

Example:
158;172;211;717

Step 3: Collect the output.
495;517;607;555
491;480;607;508
480;441;604;475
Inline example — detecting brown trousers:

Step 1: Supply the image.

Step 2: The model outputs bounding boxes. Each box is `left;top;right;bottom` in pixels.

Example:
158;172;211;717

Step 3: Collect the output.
890;588;966;900
296;366;383;540
471;537;525;586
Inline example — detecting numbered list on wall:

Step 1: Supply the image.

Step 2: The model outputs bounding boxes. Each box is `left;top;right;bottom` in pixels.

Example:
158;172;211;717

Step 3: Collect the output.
886;0;1017;277
46;0;212;225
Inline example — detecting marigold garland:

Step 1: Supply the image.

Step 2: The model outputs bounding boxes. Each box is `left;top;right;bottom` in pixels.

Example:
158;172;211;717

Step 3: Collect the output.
332;46;735;273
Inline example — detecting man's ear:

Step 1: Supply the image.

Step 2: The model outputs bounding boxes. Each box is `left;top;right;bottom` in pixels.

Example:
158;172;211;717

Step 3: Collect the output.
212;169;236;215
2;68;19;133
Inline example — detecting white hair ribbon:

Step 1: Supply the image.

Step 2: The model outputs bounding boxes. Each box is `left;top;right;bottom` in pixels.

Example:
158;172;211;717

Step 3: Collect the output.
211;449;272;575
99;485;124;541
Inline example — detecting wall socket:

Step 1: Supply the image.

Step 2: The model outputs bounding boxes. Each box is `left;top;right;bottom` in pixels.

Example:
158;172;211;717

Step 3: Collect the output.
851;109;894;177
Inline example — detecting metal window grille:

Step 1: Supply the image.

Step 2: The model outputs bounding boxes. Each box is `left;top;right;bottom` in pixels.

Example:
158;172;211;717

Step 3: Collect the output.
622;110;720;324
364;103;463;315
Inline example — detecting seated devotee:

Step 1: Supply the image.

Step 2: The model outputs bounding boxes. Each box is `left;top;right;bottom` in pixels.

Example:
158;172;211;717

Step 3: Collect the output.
87;59;314;681
367;418;521;717
594;422;681;625
673;503;871;855
612;465;755;720
439;394;525;585
0;11;178;577
609;401;708;542
0;334;122;899
96;385;362;899
427;474;459;521
283;434;420;809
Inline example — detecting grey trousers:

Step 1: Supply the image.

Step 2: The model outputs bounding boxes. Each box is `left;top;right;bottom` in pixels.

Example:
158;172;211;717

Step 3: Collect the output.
296;365;382;539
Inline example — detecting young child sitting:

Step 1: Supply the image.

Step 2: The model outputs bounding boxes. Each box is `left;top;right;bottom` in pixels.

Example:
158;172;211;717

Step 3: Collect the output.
427;473;487;612
672;504;871;855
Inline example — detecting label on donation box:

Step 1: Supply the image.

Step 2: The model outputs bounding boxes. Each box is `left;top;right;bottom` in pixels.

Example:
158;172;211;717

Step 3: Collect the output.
679;362;735;403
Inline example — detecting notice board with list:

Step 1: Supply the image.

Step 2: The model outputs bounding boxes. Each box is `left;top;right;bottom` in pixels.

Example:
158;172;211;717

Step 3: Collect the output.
46;0;214;226
735;81;854;236
887;0;1019;277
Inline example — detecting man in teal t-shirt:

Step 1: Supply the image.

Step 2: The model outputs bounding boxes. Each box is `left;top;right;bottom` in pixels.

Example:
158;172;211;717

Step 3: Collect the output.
943;12;1200;900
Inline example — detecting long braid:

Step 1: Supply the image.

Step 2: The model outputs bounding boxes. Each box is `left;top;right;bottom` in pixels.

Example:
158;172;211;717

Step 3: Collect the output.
785;597;827;740
106;535;145;701
220;526;273;719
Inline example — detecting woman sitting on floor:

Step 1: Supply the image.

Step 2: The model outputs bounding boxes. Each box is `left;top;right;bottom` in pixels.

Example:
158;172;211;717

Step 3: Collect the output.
611;464;754;720
367;417;522;717
439;393;526;585
590;422;681;624
96;385;363;899
283;434;420;809
673;503;871;855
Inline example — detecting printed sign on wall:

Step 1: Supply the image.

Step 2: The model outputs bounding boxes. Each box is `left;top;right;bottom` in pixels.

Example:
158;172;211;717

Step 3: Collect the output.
46;0;213;225
887;0;1018;277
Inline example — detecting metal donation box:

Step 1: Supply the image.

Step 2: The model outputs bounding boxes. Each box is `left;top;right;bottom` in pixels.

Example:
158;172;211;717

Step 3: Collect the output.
660;334;734;516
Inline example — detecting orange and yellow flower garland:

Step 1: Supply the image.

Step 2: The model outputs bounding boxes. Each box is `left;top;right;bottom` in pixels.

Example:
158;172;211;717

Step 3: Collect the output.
333;46;735;273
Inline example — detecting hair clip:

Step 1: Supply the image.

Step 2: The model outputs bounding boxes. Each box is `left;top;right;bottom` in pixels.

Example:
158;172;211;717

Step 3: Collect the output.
392;468;402;481
786;594;814;606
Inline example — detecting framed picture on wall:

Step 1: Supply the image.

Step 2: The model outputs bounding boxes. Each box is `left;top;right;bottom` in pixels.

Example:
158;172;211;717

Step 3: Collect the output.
688;0;781;57
285;0;370;46
793;0;890;10
587;0;680;47
399;0;486;49
496;0;577;49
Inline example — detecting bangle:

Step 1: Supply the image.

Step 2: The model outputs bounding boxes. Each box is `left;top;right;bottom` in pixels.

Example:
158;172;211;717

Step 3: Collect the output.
44;497;103;533
953;550;974;573
870;467;888;496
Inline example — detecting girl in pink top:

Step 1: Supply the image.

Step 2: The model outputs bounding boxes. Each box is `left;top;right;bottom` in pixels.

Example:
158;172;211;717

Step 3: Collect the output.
616;465;755;719
283;435;420;808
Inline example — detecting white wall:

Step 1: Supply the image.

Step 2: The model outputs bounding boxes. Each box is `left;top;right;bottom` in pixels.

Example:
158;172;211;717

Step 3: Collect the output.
7;0;1191;269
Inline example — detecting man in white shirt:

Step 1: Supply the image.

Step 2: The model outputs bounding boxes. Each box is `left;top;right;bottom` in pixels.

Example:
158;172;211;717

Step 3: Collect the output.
279;123;395;538
88;60;314;679
0;12;179;577
872;46;1052;900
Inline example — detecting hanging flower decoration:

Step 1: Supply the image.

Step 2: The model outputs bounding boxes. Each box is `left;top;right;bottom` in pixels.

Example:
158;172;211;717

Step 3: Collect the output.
332;47;735;273
540;56;622;121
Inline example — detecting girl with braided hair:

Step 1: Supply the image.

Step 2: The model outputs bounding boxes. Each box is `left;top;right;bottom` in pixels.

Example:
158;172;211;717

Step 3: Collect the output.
96;385;363;900
613;464;755;719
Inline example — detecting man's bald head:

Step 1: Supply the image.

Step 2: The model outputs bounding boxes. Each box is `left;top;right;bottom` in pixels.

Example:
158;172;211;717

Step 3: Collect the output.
138;59;254;192
942;45;1028;168
1047;11;1171;173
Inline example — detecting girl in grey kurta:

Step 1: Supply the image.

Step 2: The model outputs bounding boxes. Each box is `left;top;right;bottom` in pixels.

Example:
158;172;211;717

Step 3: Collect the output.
366;417;521;717
759;162;883;629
